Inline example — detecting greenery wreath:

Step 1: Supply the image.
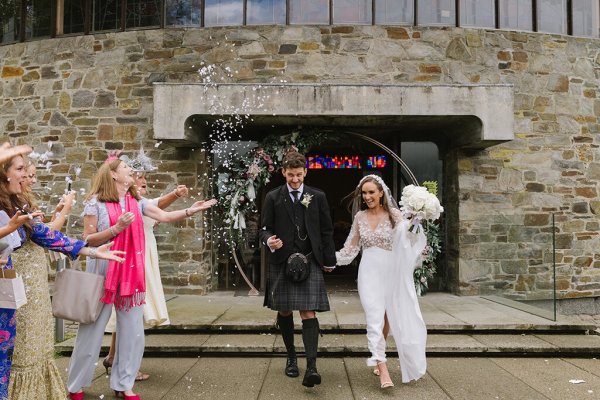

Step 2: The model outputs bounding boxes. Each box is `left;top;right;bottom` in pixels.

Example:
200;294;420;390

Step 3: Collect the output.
212;131;442;294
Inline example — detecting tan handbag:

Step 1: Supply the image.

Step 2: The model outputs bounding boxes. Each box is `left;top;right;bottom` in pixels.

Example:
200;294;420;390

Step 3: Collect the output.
51;261;105;324
0;268;27;309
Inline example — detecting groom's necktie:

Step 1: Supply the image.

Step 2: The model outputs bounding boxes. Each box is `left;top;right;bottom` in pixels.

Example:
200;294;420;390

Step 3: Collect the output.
291;190;300;203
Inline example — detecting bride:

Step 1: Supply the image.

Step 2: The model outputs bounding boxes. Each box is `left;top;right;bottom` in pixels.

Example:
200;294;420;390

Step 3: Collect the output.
336;174;428;388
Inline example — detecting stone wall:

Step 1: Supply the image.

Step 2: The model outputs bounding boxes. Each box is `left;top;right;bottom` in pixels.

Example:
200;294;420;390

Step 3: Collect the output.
0;25;598;298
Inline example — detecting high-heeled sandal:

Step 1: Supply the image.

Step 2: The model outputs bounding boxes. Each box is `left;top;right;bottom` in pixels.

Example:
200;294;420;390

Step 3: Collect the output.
114;391;141;400
377;362;394;389
68;391;84;400
135;371;150;381
103;355;113;374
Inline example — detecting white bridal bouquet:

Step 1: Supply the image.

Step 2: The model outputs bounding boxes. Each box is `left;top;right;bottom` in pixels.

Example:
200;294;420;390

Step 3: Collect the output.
399;184;444;232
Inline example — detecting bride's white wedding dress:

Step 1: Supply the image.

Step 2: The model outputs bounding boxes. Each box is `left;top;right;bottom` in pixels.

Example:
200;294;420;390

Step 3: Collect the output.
336;209;428;383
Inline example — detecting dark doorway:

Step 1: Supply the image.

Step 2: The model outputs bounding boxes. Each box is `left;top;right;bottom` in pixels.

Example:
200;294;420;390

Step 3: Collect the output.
214;130;446;294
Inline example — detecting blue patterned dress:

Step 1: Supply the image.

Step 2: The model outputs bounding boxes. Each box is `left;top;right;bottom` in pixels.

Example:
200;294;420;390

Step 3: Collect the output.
0;221;86;399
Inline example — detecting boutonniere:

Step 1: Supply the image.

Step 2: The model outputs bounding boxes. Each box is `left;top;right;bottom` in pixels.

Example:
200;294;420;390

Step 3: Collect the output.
300;194;313;208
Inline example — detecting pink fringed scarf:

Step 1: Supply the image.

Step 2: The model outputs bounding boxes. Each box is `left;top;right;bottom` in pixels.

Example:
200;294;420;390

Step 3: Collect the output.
101;193;146;310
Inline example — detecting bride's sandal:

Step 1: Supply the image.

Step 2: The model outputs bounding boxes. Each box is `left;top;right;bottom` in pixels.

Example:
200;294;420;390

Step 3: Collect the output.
377;362;394;389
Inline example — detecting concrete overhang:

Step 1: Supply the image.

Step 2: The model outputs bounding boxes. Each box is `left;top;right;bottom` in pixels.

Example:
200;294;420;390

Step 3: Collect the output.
153;83;514;148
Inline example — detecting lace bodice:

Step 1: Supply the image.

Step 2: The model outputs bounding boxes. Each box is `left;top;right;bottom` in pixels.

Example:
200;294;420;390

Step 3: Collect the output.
336;209;402;265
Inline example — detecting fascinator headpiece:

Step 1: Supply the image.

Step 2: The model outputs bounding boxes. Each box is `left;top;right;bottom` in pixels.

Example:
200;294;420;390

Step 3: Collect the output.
119;146;157;172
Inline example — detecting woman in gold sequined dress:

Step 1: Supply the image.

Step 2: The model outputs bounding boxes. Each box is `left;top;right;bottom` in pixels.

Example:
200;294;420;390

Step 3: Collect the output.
8;162;76;400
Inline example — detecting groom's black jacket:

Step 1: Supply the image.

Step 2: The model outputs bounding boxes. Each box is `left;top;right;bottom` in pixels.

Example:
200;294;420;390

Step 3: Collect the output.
259;185;336;267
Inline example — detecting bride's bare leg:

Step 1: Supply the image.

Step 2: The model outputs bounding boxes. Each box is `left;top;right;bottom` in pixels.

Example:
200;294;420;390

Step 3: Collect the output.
374;314;390;376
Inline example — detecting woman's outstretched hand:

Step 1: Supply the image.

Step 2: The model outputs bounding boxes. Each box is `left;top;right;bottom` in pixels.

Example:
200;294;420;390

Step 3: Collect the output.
9;211;44;229
0;143;32;164
187;199;218;215
174;185;189;198
95;242;126;263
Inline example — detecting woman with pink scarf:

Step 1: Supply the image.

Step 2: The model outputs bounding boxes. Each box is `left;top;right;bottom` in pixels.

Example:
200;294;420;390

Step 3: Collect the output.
66;156;216;400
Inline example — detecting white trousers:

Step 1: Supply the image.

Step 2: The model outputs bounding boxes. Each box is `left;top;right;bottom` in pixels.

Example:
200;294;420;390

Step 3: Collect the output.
67;302;144;392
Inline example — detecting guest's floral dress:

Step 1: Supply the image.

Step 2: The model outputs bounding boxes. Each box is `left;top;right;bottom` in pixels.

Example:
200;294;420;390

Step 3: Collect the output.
0;221;85;399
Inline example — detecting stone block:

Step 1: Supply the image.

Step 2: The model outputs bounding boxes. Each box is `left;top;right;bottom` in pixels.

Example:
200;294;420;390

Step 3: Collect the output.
65;148;88;163
332;26;354;34
546;75;569;92
72;118;98;126
526;183;545;192
114;125;138;141
299;42;319;51
590;201;600;215
574;257;593;268
555;234;573;249
278;44;297;54
94;90;115;107
446;38;473;61
514;274;535;291
572;202;588;214
97;125;113;140
342;39;370;53
1;66;24;78
50;112;70;126
524;214;549;226
508;226;538;242
575;187;597;198
386;27;409;39
104;141;123;150
501;260;528;274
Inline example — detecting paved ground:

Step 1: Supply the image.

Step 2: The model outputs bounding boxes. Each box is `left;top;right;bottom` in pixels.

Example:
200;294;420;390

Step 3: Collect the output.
56;356;600;399
56;292;600;398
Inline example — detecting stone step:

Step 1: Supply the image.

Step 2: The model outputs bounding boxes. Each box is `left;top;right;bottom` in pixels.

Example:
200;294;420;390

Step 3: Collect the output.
55;332;600;357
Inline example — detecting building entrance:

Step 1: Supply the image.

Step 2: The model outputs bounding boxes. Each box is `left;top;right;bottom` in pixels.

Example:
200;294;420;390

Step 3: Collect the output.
216;131;445;293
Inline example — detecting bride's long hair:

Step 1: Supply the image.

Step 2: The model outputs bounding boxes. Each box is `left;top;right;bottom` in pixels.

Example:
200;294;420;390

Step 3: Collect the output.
344;175;397;229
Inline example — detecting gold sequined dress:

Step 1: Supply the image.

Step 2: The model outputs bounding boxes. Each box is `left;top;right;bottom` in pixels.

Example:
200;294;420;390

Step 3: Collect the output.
8;241;66;399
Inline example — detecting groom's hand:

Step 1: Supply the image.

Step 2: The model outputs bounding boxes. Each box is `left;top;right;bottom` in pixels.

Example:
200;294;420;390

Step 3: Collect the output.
266;235;283;251
322;266;335;273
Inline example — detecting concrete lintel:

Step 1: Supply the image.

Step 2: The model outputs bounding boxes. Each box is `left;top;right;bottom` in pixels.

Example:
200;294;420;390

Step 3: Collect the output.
153;83;514;146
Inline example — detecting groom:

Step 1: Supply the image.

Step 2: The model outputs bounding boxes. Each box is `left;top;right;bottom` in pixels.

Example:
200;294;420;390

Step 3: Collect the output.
259;150;336;387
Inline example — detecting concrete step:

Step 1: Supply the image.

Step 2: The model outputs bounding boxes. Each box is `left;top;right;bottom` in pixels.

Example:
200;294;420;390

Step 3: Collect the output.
55;332;600;357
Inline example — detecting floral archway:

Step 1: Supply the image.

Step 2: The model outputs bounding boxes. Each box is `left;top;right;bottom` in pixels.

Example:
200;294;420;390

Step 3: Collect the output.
211;130;442;295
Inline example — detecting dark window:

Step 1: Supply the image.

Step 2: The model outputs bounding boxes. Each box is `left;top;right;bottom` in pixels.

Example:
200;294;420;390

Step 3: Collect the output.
375;0;413;25
417;0;455;26
0;0;20;44
205;0;243;26
572;0;599;37
289;0;329;24
166;0;201;26
247;0;286;25
333;0;371;25
498;0;532;31
126;0;160;29
27;0;52;39
63;0;85;34
459;0;495;28
537;0;567;34
93;0;122;32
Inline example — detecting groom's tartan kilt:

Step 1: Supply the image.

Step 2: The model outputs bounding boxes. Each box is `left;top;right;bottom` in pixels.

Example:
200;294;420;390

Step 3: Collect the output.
264;259;330;312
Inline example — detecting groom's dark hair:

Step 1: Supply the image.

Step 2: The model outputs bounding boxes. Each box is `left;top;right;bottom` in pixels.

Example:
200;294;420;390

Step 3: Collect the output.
282;151;306;170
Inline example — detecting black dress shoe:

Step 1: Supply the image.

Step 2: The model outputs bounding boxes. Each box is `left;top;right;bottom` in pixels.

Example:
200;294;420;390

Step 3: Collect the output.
302;366;321;387
285;357;299;377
